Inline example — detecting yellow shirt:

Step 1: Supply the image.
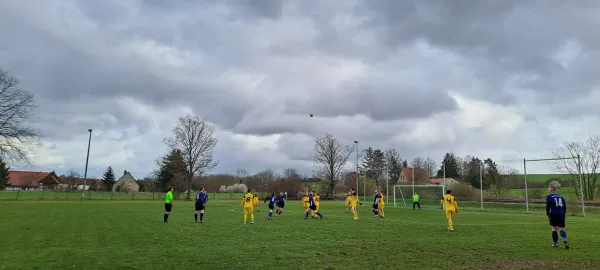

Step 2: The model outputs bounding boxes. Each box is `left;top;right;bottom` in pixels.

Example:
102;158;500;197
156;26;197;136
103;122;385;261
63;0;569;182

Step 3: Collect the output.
302;196;309;207
350;195;358;206
314;195;320;205
441;194;458;211
241;193;254;207
378;195;384;206
252;195;259;205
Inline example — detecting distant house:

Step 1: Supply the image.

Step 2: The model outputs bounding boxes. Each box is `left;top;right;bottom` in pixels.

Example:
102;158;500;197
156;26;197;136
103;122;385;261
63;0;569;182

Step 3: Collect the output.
57;176;103;191
113;170;139;192
429;178;458;186
7;171;60;190
397;168;430;184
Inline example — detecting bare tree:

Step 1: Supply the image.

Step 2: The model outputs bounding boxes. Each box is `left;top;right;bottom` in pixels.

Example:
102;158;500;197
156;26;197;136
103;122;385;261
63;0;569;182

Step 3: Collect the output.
164;115;219;200
410;157;425;168
491;165;518;197
283;168;301;180
66;170;80;192
423;157;437;177
313;133;353;199
235;169;249;183
0;69;38;162
550;135;600;201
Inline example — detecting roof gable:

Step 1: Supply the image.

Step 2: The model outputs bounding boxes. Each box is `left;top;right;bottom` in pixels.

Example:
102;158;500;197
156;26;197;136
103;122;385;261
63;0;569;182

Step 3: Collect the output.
8;171;59;186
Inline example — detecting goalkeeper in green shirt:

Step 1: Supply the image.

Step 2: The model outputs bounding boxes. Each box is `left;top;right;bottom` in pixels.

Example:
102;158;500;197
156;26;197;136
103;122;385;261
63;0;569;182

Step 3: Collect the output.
412;192;420;210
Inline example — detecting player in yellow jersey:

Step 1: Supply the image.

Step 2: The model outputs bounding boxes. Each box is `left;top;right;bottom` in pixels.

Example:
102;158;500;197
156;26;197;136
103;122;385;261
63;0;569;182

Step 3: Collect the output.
440;190;458;231
377;190;385;218
253;193;260;212
240;189;255;224
345;192;351;213
350;191;360;220
302;192;310;212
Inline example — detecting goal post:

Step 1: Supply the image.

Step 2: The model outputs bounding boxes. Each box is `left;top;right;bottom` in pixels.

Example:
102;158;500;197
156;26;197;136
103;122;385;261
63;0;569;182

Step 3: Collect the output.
393;184;446;208
524;156;585;216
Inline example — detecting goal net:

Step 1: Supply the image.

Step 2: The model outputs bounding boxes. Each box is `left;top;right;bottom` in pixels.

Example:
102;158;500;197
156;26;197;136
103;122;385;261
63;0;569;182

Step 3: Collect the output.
393;185;446;208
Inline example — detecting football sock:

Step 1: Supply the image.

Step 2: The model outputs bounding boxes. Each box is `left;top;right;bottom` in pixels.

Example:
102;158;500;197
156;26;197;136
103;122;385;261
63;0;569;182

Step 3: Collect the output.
552;231;558;244
305;212;309;218
380;211;384;217
194;214;198;222
243;214;247;223
164;214;168;222
448;219;453;230
200;213;204;222
268;212;272;218
317;212;322;217
251;213;255;222
373;210;378;215
559;230;567;241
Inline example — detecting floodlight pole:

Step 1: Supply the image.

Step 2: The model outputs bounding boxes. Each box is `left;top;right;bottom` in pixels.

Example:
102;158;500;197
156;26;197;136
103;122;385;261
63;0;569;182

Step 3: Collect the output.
81;129;92;202
479;161;484;211
523;158;529;212
577;154;585;217
354;141;359;196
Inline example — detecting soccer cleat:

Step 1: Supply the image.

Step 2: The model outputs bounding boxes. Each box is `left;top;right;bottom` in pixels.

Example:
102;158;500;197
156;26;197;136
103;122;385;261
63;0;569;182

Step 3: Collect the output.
564;241;569;249
244;222;246;225
552;243;558;247
320;215;323;219
251;222;255;224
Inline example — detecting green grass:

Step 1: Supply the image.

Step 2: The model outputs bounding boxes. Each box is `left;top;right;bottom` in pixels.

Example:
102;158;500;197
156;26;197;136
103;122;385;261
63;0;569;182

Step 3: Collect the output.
522;174;567;182
1;200;600;269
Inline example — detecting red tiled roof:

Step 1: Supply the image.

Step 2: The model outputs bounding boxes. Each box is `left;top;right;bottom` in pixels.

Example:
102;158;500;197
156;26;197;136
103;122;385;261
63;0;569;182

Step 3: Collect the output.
401;168;430;182
429;178;446;184
8;171;59;186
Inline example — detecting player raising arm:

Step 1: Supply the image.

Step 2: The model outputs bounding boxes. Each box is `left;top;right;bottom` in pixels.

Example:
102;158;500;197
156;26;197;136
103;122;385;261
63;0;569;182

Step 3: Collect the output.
240;189;255;224
547;181;569;249
440;190;458;231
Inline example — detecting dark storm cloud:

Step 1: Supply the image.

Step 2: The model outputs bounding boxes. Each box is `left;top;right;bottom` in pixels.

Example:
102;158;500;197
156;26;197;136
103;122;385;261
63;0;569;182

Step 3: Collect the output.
356;1;600;105
284;79;457;121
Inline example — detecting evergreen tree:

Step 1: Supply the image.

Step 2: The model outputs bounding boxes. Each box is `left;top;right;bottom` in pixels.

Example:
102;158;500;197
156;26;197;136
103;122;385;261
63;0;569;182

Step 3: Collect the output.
437;152;460;178
361;147;385;180
483;158;499;189
0;157;9;190
157;149;186;192
465;157;482;188
102;166;116;191
402;160;408;168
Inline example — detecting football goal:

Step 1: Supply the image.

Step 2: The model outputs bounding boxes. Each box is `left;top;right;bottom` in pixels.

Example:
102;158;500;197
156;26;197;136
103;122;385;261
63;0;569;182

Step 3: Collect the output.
393;184;447;208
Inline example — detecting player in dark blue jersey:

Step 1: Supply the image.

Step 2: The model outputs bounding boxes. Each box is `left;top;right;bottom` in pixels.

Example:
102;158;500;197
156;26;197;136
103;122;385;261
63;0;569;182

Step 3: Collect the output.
372;191;382;218
546;181;568;249
263;193;278;219
276;192;285;216
194;187;208;223
305;192;323;219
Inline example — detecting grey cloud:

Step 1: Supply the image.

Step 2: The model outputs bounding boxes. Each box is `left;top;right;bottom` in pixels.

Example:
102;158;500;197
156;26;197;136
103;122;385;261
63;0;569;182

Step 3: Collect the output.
284;79;457;121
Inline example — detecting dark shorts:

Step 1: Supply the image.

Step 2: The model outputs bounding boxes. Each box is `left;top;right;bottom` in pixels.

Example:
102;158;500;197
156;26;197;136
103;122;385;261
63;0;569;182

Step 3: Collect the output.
549;214;566;227
195;202;205;211
309;205;317;211
165;203;172;212
372;204;378;209
268;205;274;210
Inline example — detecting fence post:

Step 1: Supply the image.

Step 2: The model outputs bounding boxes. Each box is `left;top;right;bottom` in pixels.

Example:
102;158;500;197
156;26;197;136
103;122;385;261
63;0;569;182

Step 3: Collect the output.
16;189;20;200
132;192;135;200
41;189;45;200
111;191;114;200
65;190;69;200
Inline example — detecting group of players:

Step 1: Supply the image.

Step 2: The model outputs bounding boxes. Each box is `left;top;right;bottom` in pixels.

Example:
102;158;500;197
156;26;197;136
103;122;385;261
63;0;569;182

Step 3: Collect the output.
164;180;571;248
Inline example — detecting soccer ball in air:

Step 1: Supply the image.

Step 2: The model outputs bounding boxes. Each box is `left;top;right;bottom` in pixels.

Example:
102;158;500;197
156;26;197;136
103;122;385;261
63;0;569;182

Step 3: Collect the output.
309;114;313;117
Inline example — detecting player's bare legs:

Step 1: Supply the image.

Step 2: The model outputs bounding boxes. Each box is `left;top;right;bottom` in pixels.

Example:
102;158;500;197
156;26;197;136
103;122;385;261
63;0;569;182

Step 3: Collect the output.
352;206;358;220
551;226;568;249
378;208;385;218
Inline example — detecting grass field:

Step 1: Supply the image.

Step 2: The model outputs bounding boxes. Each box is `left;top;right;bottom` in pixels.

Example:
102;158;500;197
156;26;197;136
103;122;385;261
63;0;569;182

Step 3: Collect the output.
1;200;600;269
0;191;249;201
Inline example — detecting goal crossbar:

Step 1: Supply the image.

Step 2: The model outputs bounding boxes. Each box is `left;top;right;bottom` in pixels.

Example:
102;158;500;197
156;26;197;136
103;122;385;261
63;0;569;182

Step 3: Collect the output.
393;184;446;207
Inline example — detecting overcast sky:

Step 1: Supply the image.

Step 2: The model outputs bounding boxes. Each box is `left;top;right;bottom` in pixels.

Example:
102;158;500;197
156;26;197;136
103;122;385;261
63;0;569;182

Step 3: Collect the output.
1;0;598;179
